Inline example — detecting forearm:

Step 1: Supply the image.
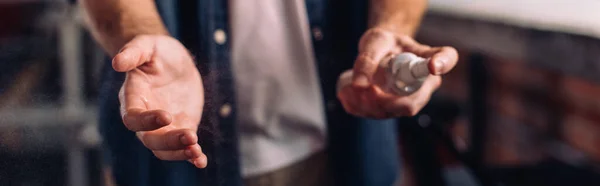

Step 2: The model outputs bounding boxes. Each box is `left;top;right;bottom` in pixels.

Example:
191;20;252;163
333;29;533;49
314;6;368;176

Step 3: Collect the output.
368;0;427;36
80;0;169;56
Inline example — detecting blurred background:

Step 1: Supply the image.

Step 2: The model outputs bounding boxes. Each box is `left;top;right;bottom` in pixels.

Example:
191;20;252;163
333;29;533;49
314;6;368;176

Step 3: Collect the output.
1;0;599;186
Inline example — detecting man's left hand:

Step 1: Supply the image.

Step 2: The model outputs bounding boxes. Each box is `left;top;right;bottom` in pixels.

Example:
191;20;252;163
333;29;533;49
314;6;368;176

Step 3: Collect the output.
337;28;458;119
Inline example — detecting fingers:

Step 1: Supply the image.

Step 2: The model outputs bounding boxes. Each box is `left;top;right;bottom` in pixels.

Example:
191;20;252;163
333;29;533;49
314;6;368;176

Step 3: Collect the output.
154;145;208;168
123;109;172;131
338;76;442;118
395;35;458;75
112;36;155;72
137;128;198;151
423;47;458;75
340;28;455;119
383;76;442;116
140;128;206;167
188;154;208;168
338;85;395;119
152;144;203;161
118;84;172;131
337;86;365;117
353;29;397;88
402;44;458;76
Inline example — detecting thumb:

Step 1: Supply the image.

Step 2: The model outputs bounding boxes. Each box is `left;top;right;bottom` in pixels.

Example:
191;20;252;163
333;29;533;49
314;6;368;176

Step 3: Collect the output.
112;36;155;72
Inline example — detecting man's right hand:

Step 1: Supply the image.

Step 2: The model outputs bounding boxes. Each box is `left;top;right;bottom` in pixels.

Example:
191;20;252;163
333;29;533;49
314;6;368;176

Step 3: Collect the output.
114;35;207;168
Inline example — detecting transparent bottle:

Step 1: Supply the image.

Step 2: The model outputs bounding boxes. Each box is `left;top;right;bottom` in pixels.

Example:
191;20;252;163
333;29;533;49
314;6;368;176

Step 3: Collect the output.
337;52;430;95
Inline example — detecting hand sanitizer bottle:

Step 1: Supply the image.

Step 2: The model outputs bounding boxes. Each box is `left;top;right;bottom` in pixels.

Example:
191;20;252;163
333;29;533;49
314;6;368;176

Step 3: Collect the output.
337;52;430;95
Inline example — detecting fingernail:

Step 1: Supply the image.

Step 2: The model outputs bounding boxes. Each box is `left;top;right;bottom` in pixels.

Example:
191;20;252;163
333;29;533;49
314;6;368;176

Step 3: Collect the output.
180;135;189;145
189;159;200;168
144;115;157;125
197;156;208;168
185;149;192;157
433;58;446;75
118;47;127;53
354;74;370;87
155;116;163;126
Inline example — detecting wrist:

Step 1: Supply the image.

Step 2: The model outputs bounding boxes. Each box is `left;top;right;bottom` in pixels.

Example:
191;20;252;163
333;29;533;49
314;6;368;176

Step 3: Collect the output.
369;18;417;37
108;32;170;57
90;17;169;56
367;0;427;37
371;23;406;36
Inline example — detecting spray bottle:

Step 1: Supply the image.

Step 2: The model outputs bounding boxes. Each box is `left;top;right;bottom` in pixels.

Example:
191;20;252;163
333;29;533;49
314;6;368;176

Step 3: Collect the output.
337;52;430;95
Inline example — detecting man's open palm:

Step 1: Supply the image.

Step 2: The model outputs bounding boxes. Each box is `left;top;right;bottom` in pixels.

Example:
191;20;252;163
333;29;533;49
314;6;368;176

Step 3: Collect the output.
113;35;207;168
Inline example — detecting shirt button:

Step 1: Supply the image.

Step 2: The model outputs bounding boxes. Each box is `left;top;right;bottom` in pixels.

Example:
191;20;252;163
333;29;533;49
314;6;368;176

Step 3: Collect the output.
312;27;323;41
214;29;227;45
219;103;232;118
418;114;431;128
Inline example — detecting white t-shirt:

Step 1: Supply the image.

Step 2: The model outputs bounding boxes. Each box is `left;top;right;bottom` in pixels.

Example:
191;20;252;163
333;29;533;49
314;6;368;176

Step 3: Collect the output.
229;0;327;177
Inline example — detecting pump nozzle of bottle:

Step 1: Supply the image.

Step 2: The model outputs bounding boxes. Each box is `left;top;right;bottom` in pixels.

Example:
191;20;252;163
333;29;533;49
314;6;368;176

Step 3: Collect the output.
337;52;430;95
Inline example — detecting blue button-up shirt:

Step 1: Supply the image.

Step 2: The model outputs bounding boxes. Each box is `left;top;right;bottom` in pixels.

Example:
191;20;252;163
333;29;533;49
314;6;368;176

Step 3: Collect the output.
98;0;400;185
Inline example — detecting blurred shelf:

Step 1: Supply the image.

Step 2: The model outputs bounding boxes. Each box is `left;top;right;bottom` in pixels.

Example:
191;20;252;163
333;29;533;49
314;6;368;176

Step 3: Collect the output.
0;2;97;185
0;106;97;127
0;106;100;150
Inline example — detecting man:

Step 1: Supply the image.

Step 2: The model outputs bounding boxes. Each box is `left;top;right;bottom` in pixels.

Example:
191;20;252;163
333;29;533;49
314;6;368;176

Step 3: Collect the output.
82;0;458;185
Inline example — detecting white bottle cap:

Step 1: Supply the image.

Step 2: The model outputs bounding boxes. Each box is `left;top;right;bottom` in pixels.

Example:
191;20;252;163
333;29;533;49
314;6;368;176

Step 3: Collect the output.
388;52;430;94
